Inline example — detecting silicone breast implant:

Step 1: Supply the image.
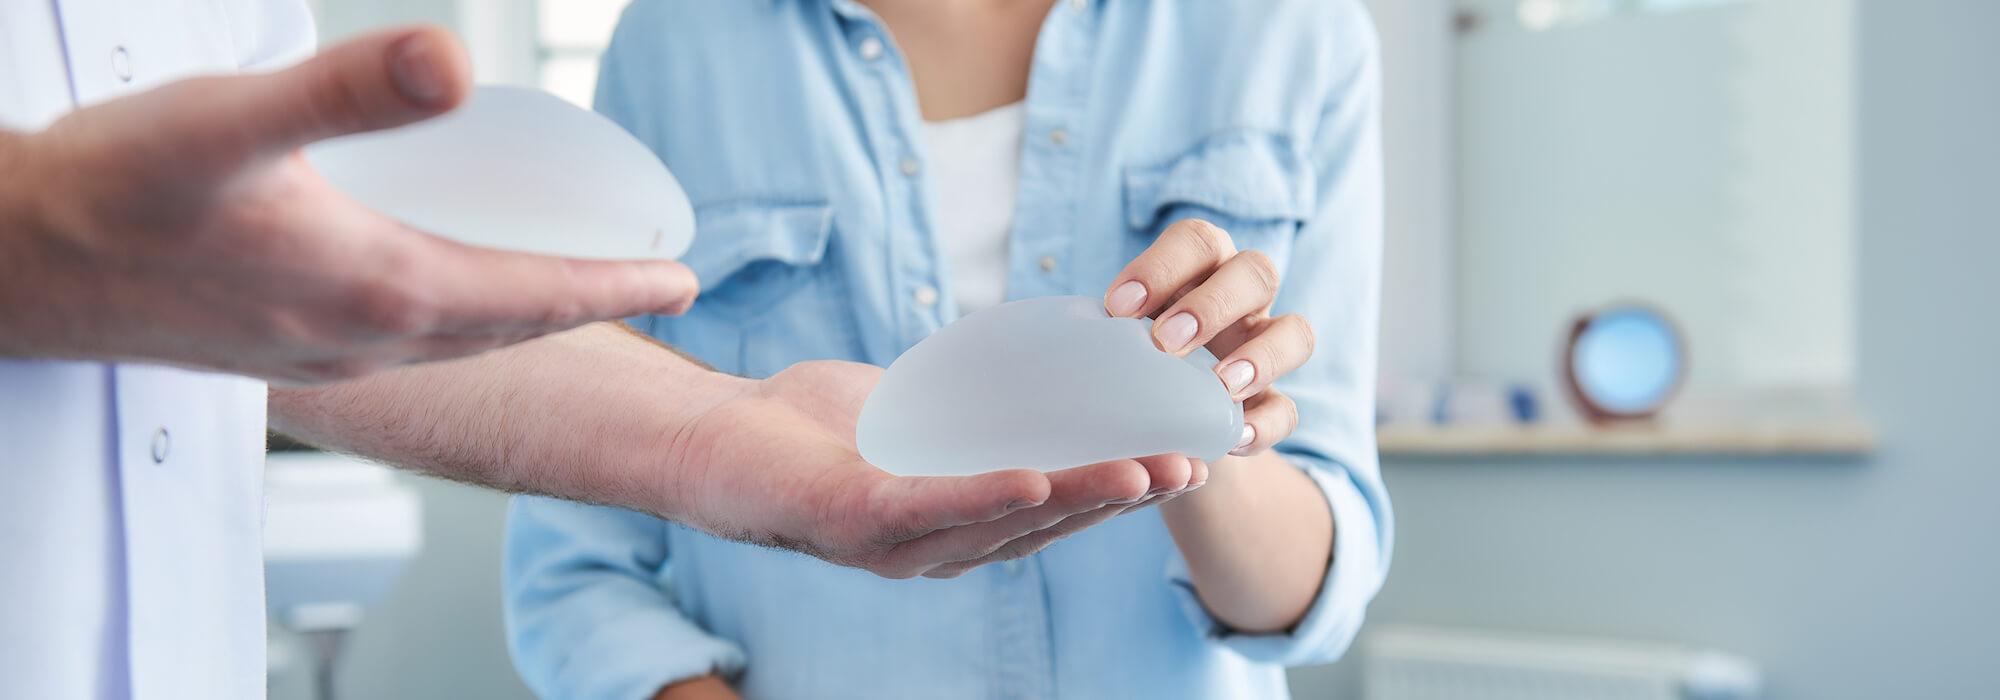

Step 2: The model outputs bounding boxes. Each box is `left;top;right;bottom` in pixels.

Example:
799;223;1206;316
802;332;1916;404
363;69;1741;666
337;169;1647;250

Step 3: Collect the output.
857;296;1244;477
305;85;695;260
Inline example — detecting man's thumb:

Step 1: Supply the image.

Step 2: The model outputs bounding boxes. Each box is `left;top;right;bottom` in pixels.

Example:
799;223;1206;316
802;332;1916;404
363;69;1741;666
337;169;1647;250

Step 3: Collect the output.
238;26;472;155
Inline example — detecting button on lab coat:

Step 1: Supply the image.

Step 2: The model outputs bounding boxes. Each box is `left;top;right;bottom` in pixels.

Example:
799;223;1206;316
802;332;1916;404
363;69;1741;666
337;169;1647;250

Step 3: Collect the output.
0;1;313;698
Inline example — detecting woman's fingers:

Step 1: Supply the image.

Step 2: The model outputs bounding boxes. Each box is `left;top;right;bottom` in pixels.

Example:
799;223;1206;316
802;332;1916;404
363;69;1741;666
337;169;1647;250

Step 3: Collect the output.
1148;249;1280;357
1103;219;1238;319
1213;313;1315;401
1234;389;1299;456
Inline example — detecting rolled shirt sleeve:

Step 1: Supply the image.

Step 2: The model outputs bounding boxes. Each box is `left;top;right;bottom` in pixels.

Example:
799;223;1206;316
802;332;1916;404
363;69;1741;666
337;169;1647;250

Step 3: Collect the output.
1166;0;1394;668
1165;453;1391;666
503;496;747;700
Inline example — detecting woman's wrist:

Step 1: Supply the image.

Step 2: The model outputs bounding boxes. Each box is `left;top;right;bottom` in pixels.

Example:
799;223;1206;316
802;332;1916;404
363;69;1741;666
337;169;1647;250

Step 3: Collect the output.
1157;450;1332;633
1157;453;1265;520
650;674;741;700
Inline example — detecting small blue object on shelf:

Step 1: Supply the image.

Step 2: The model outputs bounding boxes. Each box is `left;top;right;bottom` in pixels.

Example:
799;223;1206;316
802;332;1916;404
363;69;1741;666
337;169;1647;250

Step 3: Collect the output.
1507;384;1539;423
1431;384;1453;426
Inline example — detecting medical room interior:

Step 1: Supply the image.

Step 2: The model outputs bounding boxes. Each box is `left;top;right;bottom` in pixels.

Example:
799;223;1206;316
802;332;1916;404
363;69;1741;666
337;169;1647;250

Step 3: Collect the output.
266;0;1996;699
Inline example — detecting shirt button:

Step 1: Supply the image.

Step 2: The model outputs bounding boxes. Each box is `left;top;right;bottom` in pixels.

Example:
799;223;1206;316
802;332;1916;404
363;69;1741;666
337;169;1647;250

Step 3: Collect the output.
1070;0;1089;12
914;285;939;307
1048;128;1069;146
899;158;921;176
858;37;885;61
1038;255;1058;272
111;46;133;82
150;427;170;464
1002;560;1023;575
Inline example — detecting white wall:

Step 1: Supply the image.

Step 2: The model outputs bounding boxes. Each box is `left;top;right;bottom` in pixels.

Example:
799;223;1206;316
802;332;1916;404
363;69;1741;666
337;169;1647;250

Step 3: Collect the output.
1452;0;1856;392
1362;0;1458;387
1291;2;2000;698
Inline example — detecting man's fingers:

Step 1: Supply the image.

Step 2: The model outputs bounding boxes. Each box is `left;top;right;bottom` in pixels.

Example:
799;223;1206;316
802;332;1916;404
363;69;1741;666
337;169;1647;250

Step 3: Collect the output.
922;503;1130;579
1134;453;1195;498
1103;219;1238;319
231;26;472;157
420;236;701;335
883;460;1150;573
870;469;1052;536
1186;457;1210;489
1214;313;1314;402
924;456;1208;578
406;328;551;364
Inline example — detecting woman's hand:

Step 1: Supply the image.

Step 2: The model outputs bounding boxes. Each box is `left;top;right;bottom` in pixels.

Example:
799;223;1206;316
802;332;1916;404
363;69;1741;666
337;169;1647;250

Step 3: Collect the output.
1105;219;1333;633
1104;219;1315;455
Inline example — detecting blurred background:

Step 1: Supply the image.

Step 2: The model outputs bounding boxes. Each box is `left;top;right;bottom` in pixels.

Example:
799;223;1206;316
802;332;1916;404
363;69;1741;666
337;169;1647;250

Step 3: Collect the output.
270;0;1999;698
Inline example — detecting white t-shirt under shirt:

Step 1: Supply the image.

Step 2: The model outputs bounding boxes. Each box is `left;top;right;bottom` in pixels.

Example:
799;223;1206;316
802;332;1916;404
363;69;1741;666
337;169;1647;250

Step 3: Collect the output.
921;101;1025;315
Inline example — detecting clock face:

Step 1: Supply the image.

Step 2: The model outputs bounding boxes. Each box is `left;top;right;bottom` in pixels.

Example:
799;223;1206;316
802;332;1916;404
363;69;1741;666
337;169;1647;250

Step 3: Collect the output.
1569;306;1685;419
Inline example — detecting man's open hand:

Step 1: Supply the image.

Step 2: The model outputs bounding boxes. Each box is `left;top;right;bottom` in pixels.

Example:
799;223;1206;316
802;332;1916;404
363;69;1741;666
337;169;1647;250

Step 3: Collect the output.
0;26;698;383
663;360;1195;578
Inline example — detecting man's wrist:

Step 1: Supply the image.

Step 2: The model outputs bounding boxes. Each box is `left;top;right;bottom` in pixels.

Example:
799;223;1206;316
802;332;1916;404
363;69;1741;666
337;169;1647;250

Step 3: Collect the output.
0;129;56;357
587;321;756;518
0;130;40;252
648;358;756;520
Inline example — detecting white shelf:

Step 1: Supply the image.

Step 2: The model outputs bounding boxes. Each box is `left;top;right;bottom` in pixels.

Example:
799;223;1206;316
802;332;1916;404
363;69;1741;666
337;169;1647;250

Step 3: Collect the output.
1376;419;1876;458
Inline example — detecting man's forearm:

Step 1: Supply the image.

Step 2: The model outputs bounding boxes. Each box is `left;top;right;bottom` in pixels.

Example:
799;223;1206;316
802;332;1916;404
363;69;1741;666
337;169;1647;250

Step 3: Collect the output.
0;129;55;358
1158;451;1333;634
268;321;752;516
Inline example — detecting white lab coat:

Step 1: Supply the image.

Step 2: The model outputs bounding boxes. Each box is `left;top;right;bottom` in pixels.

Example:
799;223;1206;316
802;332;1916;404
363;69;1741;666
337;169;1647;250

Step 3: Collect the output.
0;2;314;698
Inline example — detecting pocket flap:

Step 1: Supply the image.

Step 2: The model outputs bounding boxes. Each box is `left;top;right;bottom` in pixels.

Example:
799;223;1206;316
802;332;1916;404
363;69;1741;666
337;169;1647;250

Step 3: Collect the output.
1122;131;1315;230
679;200;835;291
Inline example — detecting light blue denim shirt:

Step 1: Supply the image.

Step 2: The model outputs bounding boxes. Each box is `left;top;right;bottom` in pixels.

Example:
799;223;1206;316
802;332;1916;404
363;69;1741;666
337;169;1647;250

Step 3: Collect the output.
504;1;1391;699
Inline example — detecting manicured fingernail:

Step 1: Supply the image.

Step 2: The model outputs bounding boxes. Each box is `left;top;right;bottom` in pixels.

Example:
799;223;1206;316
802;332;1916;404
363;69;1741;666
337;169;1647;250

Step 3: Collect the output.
390;33;449;107
1107;280;1147;317
1145;487;1171;498
1233;425;1256;452
1006;498;1039;511
1219;361;1255;397
1157;313;1197;353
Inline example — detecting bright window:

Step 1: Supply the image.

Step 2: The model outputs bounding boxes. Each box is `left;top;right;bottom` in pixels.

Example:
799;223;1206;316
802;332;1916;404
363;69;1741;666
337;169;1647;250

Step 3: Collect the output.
534;0;628;108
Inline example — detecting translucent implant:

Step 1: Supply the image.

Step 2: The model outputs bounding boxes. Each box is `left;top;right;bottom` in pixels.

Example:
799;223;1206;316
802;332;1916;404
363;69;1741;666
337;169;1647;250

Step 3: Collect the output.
305;86;695;260
857;296;1245;477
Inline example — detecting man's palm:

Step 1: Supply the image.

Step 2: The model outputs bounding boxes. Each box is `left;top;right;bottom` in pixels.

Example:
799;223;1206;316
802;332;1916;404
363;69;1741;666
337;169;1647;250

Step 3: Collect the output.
670;360;1179;578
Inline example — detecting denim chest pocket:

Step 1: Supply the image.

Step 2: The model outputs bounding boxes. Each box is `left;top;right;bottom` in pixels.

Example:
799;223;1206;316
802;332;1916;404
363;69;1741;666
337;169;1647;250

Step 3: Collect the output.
682;201;834;312
1122;131;1315;267
677;200;863;377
